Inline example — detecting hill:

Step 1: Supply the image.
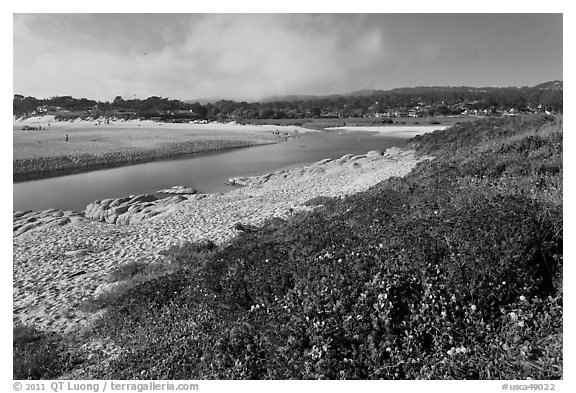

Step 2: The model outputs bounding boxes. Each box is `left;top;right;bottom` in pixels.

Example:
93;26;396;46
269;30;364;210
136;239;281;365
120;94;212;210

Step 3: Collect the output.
259;81;563;103
533;81;563;90
15;81;561;123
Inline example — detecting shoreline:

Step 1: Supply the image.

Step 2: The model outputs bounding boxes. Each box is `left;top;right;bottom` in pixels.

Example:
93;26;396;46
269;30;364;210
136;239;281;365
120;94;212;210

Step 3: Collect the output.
13;118;445;184
13;140;273;183
13;147;430;334
13;118;314;183
324;124;451;138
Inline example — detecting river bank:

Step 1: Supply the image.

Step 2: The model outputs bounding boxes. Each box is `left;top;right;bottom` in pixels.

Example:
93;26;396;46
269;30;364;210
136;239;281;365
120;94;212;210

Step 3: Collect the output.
13;118;312;182
325;124;450;137
13;147;428;333
13;140;270;182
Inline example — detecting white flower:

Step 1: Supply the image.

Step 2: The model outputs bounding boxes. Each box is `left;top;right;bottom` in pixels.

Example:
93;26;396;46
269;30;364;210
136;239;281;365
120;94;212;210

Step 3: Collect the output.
460;346;467;354
518;321;525;328
509;312;518;322
471;305;477;311
519;295;526;302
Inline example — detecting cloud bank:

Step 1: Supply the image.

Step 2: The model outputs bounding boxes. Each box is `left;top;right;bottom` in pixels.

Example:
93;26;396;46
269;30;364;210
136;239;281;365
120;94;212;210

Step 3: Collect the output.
13;14;562;101
14;14;390;101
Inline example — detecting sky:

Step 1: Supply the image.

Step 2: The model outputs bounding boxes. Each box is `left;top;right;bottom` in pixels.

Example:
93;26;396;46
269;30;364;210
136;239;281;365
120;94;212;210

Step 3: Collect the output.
13;13;563;102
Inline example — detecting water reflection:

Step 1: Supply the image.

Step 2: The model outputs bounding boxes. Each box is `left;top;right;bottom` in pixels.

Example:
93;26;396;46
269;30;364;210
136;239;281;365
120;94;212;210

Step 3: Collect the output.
13;132;408;212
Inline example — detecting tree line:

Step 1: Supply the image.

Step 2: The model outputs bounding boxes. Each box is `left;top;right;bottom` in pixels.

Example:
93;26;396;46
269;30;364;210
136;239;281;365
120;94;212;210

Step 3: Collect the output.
13;81;562;121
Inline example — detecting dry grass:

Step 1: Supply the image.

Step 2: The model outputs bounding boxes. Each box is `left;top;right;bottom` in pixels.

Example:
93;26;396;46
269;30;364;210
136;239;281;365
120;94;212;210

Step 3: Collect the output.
477;115;562;154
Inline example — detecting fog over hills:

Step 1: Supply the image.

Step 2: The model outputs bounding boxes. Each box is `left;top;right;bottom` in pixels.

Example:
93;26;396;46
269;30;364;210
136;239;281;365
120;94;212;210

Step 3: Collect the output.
185;81;563;104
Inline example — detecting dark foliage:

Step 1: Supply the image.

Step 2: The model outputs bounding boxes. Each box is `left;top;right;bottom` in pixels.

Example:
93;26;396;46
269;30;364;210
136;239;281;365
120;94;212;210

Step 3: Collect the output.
13;325;77;379
233;222;259;233
14;82;562;120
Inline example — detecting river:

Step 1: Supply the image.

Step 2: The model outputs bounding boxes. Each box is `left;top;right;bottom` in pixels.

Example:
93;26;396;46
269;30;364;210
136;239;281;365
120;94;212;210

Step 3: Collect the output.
13;129;431;212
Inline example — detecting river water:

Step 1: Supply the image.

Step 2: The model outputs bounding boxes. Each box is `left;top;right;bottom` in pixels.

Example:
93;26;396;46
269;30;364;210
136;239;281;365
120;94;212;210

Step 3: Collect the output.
13;130;421;212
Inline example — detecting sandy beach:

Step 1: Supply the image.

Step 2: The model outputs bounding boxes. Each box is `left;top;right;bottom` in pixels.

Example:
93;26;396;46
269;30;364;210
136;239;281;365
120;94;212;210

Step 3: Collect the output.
14;117;313;153
13;117;314;182
325;124;450;138
13;147;429;334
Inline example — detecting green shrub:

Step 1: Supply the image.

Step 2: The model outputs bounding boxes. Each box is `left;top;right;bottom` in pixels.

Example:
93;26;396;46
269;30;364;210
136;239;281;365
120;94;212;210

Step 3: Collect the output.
108;260;151;282
303;196;336;207
13;325;74;379
159;239;217;268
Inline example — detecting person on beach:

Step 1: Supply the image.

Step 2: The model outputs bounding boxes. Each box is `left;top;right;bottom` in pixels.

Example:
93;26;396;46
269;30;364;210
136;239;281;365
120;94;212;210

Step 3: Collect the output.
65;134;69;142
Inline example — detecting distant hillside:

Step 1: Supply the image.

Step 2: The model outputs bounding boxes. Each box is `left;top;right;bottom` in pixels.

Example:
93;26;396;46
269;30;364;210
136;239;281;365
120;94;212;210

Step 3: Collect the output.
15;81;562;121
184;96;241;105
260;94;339;103
261;81;563;103
533;80;563;90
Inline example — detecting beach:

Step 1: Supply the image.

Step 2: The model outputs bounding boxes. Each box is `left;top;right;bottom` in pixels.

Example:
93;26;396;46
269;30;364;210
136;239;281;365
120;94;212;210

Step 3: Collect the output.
13;147;429;334
13;117;312;181
325;124;450;138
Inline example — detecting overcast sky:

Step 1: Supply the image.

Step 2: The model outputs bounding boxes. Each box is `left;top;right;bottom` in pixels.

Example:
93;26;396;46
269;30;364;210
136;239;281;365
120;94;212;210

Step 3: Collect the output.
13;13;563;102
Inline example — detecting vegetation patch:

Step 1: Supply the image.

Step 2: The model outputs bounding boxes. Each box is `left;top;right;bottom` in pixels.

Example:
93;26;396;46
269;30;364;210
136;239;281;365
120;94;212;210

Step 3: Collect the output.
13;324;78;379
